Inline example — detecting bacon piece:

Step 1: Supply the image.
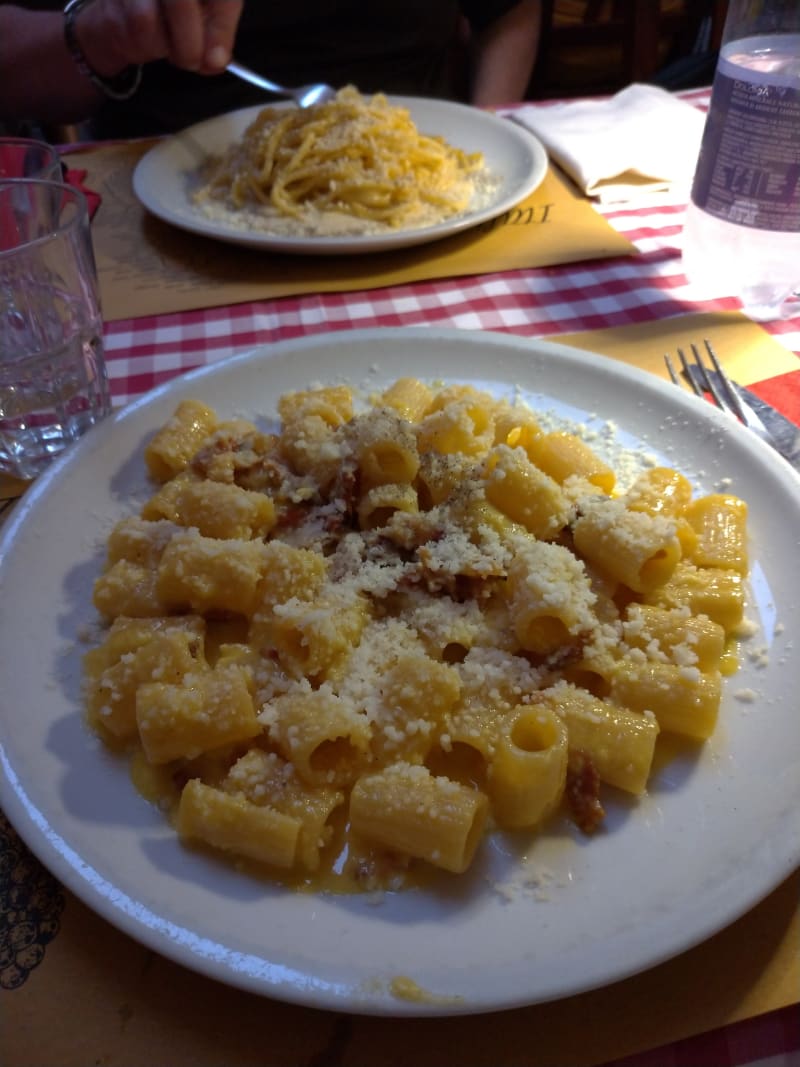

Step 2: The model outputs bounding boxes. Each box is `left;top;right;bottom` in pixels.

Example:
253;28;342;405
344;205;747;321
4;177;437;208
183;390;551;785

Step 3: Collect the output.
566;751;605;834
275;503;313;530
329;459;359;518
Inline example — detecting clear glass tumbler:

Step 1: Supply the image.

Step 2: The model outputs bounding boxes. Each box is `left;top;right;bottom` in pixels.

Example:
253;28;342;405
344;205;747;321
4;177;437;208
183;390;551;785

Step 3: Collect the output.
0;179;111;480
0;137;62;182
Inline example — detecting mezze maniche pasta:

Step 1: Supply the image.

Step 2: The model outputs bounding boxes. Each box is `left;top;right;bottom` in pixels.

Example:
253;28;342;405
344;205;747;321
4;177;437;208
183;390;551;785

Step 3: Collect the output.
84;377;749;892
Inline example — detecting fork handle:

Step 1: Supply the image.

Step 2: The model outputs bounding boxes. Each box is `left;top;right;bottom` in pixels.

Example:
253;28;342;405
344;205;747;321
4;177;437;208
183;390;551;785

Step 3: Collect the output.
226;61;285;97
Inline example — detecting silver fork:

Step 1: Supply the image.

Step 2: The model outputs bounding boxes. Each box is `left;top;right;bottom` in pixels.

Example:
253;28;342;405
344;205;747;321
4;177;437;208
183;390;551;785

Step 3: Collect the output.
226;60;337;108
664;338;781;451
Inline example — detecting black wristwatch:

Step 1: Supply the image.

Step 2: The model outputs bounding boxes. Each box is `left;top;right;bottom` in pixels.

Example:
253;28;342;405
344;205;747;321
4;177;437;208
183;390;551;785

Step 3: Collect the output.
63;0;143;100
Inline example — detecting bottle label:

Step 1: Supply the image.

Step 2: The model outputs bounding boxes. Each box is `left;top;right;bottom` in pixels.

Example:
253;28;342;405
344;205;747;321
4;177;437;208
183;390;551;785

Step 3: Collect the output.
691;66;800;233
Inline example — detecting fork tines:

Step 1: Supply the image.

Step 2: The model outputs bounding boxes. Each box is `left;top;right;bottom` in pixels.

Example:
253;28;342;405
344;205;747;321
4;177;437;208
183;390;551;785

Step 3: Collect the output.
665;339;750;424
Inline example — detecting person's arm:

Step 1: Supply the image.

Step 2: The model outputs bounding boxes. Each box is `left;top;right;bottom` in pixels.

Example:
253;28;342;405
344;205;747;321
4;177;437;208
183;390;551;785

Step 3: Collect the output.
468;0;541;107
0;0;243;124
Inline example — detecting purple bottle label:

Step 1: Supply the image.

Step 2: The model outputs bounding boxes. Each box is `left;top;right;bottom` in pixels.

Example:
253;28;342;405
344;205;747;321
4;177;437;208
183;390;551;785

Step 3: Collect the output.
691;69;800;233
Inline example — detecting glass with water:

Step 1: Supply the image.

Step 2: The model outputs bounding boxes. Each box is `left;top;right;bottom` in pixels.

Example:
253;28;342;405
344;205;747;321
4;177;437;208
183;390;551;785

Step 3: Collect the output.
0;179;111;480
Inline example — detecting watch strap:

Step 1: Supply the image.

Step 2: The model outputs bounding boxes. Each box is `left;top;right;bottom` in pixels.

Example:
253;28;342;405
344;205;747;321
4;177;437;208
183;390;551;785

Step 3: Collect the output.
63;0;142;101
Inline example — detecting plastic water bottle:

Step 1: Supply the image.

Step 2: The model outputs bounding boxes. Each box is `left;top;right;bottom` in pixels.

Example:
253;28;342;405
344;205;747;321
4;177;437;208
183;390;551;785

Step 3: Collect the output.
682;0;800;320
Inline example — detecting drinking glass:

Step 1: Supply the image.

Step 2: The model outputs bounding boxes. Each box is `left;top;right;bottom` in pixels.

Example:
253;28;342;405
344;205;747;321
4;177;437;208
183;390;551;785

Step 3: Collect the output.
0;179;111;480
0;137;62;182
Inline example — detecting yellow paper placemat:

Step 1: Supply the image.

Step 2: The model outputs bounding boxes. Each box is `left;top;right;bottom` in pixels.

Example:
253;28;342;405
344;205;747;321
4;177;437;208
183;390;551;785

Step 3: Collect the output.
68;142;633;321
550;310;799;385
5;851;797;1067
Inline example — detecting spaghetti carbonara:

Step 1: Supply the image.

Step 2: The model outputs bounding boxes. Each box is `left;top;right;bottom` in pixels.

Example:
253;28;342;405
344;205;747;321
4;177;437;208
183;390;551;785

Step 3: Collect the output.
192;86;491;237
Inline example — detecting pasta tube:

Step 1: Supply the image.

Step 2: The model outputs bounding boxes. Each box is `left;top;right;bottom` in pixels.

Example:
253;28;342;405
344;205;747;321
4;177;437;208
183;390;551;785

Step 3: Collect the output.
685;494;749;573
350;763;488;874
379;377;434;423
506;539;597;654
136;664;260;763
483;445;570;540
488;705;568;828
625;467;693;516
156;531;268;616
266;688;371;788
538;683;659;795
144;399;217;482
523;431;615;493
177;779;300;869
572;497;681;594
610;660;722;740
142;477;276;540
224;749;344;871
644;562;744;633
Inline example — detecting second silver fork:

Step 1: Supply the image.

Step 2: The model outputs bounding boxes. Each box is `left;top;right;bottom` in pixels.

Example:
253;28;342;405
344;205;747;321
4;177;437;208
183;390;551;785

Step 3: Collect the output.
664;339;781;451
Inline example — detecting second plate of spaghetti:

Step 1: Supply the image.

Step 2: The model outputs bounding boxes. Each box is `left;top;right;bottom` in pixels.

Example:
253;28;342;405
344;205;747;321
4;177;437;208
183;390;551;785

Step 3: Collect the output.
132;91;548;254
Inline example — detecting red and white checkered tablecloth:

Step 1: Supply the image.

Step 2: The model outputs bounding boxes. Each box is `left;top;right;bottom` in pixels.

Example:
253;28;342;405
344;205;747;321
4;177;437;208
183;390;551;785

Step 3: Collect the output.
100;89;800;418
86;87;800;1067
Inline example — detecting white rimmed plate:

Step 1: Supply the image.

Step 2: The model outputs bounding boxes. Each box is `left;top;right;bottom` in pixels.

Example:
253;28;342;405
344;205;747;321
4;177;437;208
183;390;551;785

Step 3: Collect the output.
132;98;548;254
1;328;798;1016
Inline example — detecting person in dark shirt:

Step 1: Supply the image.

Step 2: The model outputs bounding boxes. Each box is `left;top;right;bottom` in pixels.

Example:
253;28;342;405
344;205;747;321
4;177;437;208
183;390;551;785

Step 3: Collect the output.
0;0;541;135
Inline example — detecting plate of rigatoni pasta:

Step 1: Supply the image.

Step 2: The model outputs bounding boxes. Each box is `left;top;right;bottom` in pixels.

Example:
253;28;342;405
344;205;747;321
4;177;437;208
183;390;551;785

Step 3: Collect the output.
0;328;798;1014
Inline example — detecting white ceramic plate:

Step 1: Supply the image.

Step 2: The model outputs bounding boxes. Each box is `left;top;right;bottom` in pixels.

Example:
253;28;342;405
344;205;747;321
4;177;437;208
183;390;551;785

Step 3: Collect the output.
132;98;548;254
1;329;799;1016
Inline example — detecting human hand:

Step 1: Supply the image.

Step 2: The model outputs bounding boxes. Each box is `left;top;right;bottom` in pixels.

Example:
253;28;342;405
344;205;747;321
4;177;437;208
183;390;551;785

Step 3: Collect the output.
74;0;245;79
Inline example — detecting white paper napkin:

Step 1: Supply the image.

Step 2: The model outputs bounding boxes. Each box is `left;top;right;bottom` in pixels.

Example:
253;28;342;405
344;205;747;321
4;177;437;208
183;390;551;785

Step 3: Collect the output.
505;83;706;203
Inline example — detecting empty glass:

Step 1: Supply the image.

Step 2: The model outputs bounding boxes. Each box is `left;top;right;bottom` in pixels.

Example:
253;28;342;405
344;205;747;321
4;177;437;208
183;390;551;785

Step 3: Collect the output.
0;179;111;480
0;137;62;183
